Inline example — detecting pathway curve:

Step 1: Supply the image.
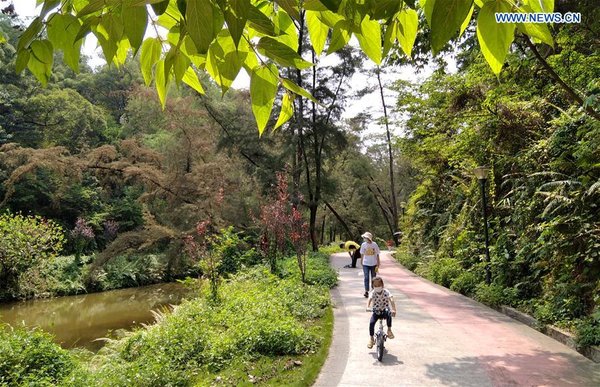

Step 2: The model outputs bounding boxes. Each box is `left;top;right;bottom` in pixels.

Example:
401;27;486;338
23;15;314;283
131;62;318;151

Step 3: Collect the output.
314;252;600;387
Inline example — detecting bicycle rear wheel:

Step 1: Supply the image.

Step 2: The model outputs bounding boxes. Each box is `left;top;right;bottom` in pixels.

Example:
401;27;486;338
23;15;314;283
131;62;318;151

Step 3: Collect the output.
377;335;384;361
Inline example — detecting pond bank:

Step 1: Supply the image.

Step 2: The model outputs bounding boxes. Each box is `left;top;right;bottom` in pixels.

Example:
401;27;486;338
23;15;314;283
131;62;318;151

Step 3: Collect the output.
0;282;194;351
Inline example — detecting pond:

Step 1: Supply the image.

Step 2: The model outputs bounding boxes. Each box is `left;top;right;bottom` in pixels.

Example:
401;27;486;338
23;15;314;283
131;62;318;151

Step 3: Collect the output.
0;282;195;351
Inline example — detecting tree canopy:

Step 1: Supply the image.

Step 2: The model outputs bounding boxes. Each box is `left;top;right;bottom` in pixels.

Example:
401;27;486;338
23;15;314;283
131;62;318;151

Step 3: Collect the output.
7;0;556;133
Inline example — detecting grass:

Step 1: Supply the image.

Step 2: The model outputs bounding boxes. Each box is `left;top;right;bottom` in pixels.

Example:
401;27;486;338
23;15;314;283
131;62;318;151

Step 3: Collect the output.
1;253;338;386
196;306;333;386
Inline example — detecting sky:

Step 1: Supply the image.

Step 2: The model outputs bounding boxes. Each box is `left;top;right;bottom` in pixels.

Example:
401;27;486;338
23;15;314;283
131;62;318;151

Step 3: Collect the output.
11;1;452;137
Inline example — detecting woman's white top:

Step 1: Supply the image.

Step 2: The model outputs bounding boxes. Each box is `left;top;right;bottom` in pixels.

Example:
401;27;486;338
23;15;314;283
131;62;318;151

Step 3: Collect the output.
360;241;380;266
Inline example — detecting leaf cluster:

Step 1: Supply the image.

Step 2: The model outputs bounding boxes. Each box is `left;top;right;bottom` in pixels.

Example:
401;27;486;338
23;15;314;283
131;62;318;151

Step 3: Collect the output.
11;0;556;133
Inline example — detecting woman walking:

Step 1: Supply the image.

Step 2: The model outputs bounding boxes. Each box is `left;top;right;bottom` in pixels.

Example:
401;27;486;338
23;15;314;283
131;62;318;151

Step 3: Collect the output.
360;232;380;297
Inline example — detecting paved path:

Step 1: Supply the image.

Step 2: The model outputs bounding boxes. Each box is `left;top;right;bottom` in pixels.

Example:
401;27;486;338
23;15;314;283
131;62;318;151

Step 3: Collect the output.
314;252;600;387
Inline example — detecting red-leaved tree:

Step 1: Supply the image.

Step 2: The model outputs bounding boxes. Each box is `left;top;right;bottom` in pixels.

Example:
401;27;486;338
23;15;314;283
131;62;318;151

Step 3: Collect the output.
183;220;221;301
257;172;309;281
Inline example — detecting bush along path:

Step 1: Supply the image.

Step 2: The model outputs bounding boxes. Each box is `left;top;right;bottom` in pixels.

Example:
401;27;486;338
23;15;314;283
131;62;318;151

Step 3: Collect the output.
315;252;600;387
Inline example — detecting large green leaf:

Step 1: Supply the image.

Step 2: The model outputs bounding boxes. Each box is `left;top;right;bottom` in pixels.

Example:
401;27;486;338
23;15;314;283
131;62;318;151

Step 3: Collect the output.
206;30;247;94
257;37;313;69
182;67;205;94
247;4;277;36
114;38;131;67
396;7;418;57
320;0;342;12
303;0;328;12
306;10;328;56
223;0;249;48
250;64;279;135
274;9;298;51
327;20;351;54
356;15;381;65
281;78;318;103
15;49;30;74
517;2;553;47
77;0;105;17
94;14;124;64
526;0;554;13
460;5;474;37
47;13;83;72
317;9;343;28
140;37;163;86
123;3;148;54
420;0;434;27
28;39;54;86
172;50;191;85
477;0;514;74
274;92;294;130
17;17;43;50
430;0;473;53
151;0;170;15
157;1;182;30
382;19;397;58
74;16;100;43
187;0;218;54
274;0;300;20
129;0;170;6
155;59;168;108
40;0;61;17
371;0;402;20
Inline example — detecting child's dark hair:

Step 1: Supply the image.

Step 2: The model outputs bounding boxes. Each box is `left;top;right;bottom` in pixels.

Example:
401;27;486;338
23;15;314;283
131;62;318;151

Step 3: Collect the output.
372;276;384;288
339;242;345;248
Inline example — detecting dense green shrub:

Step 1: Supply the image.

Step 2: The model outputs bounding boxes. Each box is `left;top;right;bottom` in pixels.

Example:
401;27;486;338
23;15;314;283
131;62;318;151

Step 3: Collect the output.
0;212;64;300
395;250;420;271
575;317;600;349
100;254;164;289
474;284;508;308
450;271;481;296
212;227;260;275
281;252;337;288
427;258;463;288
318;243;343;256
0;325;75;386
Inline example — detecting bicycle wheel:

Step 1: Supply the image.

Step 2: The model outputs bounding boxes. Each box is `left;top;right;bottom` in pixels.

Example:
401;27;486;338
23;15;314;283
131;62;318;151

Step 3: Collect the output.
377;335;384;361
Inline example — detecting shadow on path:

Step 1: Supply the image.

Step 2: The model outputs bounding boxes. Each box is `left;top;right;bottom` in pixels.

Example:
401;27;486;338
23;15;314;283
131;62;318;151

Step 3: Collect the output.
425;345;600;387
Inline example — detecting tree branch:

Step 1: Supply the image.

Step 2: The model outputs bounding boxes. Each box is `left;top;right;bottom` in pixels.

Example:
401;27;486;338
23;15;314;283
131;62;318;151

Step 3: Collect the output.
521;34;600;121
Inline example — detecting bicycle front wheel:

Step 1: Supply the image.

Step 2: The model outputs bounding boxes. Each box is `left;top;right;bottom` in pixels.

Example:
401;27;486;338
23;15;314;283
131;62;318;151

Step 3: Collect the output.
377;336;384;361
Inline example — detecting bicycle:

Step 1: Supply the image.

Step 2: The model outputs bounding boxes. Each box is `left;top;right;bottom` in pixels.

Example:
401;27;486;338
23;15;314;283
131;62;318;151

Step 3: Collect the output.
366;308;387;361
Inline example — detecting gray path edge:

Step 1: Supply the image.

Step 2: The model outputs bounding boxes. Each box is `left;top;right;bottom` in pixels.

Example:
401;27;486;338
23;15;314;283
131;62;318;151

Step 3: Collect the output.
314;277;349;386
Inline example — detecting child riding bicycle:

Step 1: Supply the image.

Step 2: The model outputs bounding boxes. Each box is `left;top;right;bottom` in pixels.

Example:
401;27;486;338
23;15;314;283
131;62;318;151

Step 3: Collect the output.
366;276;397;348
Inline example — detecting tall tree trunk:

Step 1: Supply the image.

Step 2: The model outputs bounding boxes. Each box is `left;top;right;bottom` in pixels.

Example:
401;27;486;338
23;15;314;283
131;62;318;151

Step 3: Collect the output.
324;200;353;240
376;69;399;244
292;12;306;209
309;202;318;251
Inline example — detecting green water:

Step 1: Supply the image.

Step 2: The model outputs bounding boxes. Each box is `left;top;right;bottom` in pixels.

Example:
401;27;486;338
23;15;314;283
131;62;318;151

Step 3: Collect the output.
0;282;194;351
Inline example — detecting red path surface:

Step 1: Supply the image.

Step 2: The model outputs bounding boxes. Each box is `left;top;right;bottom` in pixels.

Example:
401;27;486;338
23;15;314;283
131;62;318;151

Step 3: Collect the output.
314;252;600;387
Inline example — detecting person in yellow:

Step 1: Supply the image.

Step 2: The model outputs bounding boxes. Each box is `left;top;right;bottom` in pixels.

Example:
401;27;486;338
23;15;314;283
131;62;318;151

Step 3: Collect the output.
339;240;361;268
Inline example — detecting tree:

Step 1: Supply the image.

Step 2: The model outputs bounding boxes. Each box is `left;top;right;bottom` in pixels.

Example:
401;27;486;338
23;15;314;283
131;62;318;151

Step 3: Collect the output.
289;42;360;251
11;0;566;133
